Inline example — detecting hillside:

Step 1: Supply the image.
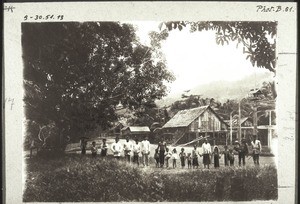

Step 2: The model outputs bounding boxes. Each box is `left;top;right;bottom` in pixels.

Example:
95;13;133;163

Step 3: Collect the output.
156;72;274;107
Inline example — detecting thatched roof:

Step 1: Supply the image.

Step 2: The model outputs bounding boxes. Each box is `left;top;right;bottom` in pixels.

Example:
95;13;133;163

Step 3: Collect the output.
163;106;209;128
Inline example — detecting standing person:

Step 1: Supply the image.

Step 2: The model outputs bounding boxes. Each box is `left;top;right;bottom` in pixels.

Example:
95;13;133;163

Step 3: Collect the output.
164;148;172;168
223;145;230;166
211;146;221;168
233;140;242;165
179;148;186;169
132;138;140;166
157;137;167;168
154;149;160;168
111;137;123;160
238;138;249;166
201;138;212;169
172;148;179;168
91;141;97;157
141;136;150;167
192;145;200;169
100;138;108;157
187;153;192;169
80;138;87;155
124;136;133;163
228;148;235;166
251;135;261;166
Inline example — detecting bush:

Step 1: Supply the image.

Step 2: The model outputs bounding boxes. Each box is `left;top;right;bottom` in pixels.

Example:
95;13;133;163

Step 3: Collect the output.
23;155;277;202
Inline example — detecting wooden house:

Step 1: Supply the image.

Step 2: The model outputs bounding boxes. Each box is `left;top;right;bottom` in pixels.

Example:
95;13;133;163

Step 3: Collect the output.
162;105;229;145
121;126;151;140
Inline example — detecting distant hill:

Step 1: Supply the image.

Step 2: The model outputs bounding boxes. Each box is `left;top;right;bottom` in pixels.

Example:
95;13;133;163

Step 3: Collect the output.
156;72;274;107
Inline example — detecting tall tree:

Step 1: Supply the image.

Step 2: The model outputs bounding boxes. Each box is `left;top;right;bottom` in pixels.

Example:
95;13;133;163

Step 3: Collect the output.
23;22;174;149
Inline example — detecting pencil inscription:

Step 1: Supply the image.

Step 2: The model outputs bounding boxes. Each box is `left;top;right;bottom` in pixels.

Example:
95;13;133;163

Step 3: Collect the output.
256;5;294;13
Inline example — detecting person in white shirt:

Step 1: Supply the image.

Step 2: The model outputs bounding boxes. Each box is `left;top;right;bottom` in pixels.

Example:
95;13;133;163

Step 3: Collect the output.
141;136;150;166
201;138;212;169
123;136;133;163
111;137;123;160
251;135;261;165
132;138;141;166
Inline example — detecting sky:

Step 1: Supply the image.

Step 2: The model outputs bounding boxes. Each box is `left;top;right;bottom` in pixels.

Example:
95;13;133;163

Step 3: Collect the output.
130;21;273;96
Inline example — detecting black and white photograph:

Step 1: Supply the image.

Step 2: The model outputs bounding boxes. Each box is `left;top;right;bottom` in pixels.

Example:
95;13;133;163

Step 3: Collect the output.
3;2;297;204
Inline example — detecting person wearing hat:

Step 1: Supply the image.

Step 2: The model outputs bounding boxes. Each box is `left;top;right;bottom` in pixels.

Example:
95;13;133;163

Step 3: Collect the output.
157;137;167;168
251;135;261;165
239;138;249;166
201;138;212;169
233;140;241;164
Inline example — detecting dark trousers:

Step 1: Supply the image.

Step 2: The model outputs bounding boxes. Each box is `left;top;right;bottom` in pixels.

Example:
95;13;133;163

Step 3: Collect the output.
238;152;246;166
180;157;185;167
253;154;260;165
214;155;219;168
81;149;86;155
165;158;170;167
92;152;97;157
125;154;130;162
224;157;229;166
193;157;199;168
101;150;107;156
188;160;192;168
159;150;165;167
155;158;160;167
133;154;139;166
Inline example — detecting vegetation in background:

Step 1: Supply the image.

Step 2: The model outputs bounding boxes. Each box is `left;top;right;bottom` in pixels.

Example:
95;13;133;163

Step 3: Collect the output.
23;22;174;150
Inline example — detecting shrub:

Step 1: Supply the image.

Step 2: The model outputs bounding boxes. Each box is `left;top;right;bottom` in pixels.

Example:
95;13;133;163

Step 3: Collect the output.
23;155;277;202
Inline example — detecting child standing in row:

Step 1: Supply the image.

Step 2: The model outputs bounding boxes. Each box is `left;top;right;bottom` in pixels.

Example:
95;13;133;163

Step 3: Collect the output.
211;146;221;168
223;145;230;166
91;141;97;157
192;145;200;169
187;153;192;169
229;149;235;166
179;148;186;169
132;138;140;166
154;149;160;168
172;148;179;168
165;148;172;168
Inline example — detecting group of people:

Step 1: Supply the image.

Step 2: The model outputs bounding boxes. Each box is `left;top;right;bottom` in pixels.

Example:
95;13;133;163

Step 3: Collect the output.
81;138;109;157
80;134;262;168
81;136;151;166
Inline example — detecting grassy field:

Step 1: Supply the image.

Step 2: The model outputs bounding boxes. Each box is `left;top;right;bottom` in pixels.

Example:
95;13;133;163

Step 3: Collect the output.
23;154;278;202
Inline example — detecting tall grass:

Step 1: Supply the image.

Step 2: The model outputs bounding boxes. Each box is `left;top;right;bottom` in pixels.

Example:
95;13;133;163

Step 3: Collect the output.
23;155;277;202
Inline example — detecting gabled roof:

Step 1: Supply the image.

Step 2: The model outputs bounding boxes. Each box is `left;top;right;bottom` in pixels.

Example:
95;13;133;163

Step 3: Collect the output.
122;126;150;132
224;117;251;127
163;106;209;128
